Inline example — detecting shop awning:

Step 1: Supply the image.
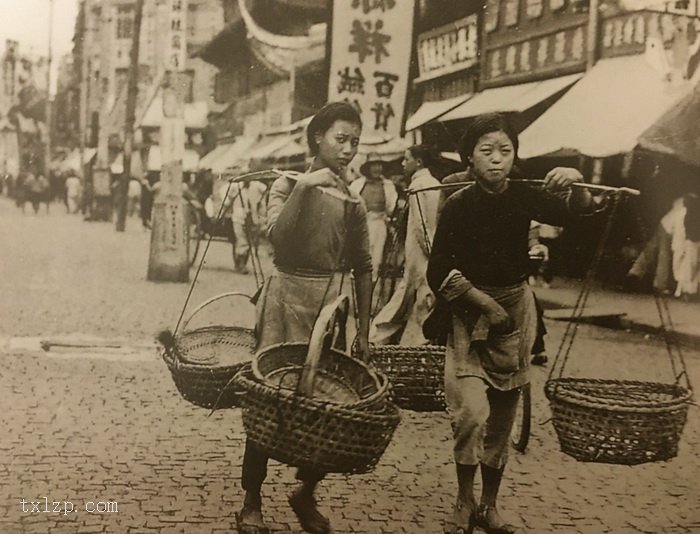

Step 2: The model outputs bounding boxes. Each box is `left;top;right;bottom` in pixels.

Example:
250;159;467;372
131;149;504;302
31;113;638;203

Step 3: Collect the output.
439;73;582;122
199;144;232;171
211;136;258;173
405;94;473;131
147;146;200;172
638;83;700;168
249;135;306;161
357;134;409;160
519;55;692;159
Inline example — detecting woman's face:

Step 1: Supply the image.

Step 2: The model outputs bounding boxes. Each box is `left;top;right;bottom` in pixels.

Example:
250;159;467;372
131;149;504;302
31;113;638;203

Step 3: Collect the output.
471;130;515;191
402;150;421;176
315;119;361;174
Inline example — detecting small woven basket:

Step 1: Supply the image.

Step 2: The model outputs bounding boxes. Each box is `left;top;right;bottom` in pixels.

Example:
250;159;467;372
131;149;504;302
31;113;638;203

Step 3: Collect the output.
236;296;400;474
160;292;256;410
364;344;446;412
545;378;692;465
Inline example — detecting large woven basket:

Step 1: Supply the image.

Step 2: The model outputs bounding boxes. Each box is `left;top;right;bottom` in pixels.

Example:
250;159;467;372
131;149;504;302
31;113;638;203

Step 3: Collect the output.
161;292;256;410
364;344;446;412
236;296;400;474
545;378;692;465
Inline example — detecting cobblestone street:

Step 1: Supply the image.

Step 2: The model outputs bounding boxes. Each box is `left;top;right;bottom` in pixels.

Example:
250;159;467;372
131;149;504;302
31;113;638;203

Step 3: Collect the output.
1;199;700;533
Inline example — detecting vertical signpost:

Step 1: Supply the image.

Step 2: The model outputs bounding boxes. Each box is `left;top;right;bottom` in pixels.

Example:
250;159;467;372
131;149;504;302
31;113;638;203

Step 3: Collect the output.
147;0;189;282
327;0;416;140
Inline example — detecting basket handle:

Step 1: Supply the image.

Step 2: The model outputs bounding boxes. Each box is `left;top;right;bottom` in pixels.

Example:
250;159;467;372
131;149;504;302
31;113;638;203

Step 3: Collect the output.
297;295;350;398
179;291;253;334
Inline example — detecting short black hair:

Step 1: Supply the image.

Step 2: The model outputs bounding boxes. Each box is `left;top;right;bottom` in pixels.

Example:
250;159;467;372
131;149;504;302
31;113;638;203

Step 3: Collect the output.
407;144;439;169
458;113;519;166
306;102;363;156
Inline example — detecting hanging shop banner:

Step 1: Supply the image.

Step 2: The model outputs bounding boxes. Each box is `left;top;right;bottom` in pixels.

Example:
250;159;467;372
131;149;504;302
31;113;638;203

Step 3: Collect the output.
167;0;188;72
327;0;416;137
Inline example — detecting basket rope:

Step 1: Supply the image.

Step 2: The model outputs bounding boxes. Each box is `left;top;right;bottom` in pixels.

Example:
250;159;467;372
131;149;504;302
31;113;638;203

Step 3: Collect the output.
547;190;693;394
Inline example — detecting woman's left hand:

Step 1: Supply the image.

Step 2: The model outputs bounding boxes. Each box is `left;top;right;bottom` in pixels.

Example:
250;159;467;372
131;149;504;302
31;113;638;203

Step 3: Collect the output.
543;167;583;191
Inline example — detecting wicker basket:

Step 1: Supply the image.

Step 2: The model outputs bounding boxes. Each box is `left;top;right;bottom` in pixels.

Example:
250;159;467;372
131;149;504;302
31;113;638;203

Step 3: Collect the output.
545;378;692;465
236;296;400;474
364;344;446;412
161;292;256;410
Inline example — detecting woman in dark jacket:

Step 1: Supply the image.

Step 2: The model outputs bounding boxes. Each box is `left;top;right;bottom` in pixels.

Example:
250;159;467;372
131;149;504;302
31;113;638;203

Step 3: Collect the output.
427;113;595;534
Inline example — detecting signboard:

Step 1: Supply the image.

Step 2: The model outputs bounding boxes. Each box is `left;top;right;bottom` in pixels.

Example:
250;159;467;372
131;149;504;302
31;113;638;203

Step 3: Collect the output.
416;15;478;82
327;0;416;137
483;24;587;84
166;0;187;72
601;11;700;59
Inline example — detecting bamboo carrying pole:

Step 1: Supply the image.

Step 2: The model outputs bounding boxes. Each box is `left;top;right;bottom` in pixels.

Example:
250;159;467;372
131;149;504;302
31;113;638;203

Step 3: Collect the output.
406;180;641;196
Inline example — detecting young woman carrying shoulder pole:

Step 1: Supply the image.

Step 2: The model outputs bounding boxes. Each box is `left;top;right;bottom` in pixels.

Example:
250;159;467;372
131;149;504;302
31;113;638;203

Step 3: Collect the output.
426;113;594;534
237;102;373;534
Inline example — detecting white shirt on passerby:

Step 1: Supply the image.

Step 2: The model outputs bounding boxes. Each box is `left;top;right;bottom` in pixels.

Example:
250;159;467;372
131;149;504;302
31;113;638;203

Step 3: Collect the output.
128;178;142;199
65;175;81;198
218;181;267;225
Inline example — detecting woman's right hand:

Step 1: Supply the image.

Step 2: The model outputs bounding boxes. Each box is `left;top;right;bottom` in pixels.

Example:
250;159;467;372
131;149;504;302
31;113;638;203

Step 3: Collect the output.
298;168;340;189
484;300;515;334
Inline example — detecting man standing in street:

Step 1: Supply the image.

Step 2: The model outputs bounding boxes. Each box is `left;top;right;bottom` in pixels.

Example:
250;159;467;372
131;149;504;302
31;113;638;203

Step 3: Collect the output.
349;153;398;281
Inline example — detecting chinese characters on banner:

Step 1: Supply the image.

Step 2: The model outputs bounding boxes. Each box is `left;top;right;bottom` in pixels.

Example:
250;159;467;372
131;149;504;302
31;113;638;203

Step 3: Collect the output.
327;0;415;138
167;0;187;72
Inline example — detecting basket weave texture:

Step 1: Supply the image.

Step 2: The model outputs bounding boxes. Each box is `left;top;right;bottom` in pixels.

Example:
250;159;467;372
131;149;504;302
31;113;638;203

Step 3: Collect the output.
254;343;388;409
545;378;691;465
235;363;400;474
162;325;255;409
366;344;446;412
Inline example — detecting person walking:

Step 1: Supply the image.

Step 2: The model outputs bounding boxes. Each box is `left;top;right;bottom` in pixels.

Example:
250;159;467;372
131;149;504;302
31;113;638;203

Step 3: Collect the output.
426;113;595;534
349;153;398;281
65;172;82;214
127;176;142;217
237;102;373;534
370;145;440;345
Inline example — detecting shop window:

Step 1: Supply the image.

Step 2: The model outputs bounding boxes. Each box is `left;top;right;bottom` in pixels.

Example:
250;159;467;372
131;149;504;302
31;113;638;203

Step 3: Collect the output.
116;4;134;40
504;0;519;27
526;0;543;19
485;0;500;32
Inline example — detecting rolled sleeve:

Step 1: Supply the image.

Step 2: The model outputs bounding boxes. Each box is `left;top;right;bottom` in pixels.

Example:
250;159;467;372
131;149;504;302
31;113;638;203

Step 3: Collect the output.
439;269;474;302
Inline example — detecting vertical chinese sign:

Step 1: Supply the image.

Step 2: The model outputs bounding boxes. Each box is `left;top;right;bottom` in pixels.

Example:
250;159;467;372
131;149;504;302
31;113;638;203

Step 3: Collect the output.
148;0;189;282
327;0;416;140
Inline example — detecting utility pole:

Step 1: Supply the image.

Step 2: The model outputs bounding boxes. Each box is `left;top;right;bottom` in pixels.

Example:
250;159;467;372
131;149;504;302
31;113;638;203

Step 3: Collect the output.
79;0;90;199
117;0;144;232
93;1;114;221
44;0;54;185
147;0;189;282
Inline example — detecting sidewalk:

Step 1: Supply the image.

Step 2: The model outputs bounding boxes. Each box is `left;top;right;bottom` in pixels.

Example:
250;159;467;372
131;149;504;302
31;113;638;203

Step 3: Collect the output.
534;278;700;348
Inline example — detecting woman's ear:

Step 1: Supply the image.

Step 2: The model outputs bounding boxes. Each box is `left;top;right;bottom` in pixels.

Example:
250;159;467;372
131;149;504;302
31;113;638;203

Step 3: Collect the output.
314;132;323;148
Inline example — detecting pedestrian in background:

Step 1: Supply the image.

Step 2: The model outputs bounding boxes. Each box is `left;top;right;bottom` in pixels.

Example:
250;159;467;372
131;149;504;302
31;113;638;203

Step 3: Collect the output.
237;102;372;534
349;153;398;282
127;176;142;217
65;171;82;214
427;113;595;534
370;144;440;345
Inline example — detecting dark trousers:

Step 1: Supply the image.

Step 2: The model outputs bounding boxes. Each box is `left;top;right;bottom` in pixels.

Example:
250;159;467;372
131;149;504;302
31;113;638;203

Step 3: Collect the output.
531;295;547;355
241;440;325;492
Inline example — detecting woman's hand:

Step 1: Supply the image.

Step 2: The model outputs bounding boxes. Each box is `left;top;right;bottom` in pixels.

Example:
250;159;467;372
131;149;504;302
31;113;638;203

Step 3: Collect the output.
543;167;583;192
298;168;339;189
484;299;515;333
